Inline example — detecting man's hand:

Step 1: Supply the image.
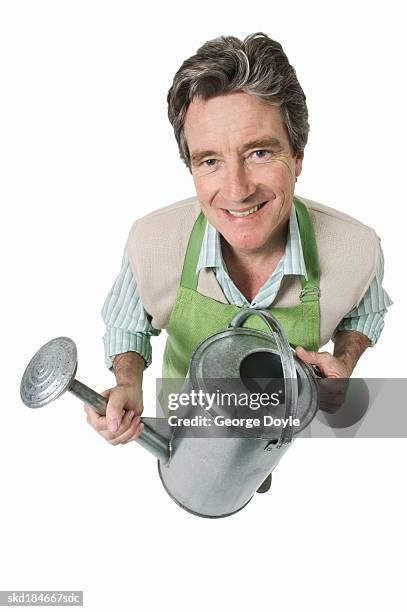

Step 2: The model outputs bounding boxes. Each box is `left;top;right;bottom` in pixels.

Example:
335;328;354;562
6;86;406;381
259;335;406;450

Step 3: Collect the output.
295;346;352;378
84;383;144;445
295;331;370;413
295;346;351;412
84;351;146;445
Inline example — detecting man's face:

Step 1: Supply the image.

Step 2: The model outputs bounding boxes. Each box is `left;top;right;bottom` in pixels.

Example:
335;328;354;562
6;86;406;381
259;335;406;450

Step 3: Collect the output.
184;92;304;255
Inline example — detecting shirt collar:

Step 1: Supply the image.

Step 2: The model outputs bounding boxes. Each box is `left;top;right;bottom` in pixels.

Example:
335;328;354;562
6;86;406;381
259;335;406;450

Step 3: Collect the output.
196;203;308;279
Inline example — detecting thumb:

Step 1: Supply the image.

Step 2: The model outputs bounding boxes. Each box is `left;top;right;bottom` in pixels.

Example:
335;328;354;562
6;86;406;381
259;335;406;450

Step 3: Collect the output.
295;346;322;366
105;390;124;433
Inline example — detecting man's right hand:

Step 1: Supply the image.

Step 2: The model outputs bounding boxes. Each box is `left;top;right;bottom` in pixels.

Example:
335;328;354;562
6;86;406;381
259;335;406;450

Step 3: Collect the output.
84;383;144;445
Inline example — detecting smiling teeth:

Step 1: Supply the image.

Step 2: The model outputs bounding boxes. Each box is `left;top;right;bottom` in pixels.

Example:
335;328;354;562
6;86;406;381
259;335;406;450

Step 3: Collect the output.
228;204;262;217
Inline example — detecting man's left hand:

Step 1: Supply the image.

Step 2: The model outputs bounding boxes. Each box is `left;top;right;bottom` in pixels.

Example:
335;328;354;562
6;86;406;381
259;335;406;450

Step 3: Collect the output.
295;346;351;412
295;346;352;378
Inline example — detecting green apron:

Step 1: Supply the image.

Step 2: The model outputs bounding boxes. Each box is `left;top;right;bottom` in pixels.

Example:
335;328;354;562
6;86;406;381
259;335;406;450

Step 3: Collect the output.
162;197;321;381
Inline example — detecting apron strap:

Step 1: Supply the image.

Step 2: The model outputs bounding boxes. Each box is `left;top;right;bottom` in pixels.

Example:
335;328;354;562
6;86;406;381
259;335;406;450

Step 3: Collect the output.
181;198;320;300
180;211;207;290
293;197;320;303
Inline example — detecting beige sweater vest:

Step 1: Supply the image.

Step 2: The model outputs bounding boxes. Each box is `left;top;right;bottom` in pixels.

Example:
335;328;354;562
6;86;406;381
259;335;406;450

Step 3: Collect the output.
126;195;380;347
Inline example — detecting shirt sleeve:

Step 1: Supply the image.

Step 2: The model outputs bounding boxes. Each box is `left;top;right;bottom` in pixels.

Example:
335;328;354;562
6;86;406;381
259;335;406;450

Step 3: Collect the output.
332;242;393;345
101;250;161;369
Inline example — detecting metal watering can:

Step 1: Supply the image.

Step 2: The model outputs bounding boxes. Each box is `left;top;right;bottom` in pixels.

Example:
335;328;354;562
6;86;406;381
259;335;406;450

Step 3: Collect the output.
20;309;319;518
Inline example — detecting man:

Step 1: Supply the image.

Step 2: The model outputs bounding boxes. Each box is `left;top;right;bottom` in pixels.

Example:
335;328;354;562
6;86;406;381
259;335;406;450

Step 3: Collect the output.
84;33;392;492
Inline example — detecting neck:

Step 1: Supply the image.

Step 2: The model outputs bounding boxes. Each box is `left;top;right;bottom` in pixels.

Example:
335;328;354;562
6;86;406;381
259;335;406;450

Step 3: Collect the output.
220;221;290;303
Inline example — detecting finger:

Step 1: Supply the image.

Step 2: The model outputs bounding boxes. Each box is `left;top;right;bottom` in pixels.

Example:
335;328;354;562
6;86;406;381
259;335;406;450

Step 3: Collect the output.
295;346;320;365
105;410;139;441
84;404;107;432
84;402;136;435
320;402;344;413
105;394;126;433
107;417;143;445
319;389;347;404
120;421;145;444
114;409;137;435
318;380;348;411
319;378;349;396
296;347;331;374
83;389;112;424
319;393;347;411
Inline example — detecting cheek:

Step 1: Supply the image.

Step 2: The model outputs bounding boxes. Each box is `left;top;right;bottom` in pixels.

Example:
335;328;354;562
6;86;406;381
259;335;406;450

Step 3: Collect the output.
245;160;296;190
194;176;218;208
266;159;296;184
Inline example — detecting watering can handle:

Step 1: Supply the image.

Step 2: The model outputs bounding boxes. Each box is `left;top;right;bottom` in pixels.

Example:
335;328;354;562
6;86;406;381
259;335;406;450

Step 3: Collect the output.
228;308;298;447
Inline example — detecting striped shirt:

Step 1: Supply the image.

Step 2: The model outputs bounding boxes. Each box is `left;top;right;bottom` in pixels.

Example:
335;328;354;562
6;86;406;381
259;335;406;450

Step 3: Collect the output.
102;206;392;368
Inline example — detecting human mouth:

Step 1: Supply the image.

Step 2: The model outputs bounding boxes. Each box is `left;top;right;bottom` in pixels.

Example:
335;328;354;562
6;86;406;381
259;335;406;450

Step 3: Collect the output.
224;202;267;218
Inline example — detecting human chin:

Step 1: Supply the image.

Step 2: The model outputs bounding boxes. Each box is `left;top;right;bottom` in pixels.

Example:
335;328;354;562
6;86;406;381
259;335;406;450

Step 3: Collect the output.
221;225;267;252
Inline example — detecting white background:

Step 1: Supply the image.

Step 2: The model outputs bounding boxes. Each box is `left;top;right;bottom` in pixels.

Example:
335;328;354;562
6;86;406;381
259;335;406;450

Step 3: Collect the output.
1;1;406;610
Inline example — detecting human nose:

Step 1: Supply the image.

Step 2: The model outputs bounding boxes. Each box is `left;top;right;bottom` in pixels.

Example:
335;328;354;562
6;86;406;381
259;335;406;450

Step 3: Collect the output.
220;161;256;203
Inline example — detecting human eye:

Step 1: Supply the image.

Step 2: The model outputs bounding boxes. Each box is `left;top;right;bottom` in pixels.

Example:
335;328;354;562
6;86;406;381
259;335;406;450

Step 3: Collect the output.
250;149;273;162
201;158;217;168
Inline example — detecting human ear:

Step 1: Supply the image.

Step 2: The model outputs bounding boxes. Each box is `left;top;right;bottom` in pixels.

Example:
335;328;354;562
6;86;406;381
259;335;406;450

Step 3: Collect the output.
295;150;304;178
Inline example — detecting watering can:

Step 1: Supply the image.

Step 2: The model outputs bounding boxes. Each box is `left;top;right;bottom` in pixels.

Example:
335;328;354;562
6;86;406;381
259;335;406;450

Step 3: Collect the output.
20;309;319;518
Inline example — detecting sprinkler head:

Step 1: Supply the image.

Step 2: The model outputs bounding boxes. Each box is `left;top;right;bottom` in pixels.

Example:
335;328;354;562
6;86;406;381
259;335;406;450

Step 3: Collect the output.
20;337;77;409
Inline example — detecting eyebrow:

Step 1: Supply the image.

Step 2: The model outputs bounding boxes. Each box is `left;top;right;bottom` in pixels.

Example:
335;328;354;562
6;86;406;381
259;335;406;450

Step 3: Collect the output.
190;137;283;166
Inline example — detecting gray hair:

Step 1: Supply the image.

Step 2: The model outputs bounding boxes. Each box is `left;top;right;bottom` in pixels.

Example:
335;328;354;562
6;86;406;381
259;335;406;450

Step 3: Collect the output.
167;32;309;170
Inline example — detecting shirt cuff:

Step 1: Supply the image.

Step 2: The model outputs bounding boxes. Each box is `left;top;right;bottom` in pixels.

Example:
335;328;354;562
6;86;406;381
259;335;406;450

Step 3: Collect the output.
103;328;153;369
332;312;387;346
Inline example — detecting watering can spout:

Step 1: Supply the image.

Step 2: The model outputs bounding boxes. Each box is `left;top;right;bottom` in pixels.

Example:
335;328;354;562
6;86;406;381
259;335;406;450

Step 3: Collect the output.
20;338;172;465
135;422;171;464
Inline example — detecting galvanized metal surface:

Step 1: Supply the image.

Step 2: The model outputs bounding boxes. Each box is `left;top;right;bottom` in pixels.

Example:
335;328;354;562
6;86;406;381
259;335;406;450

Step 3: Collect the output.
20;337;77;409
158;308;319;517
20;309;319;518
189;329;318;438
159;435;291;518
227;309;299;446
20;337;170;464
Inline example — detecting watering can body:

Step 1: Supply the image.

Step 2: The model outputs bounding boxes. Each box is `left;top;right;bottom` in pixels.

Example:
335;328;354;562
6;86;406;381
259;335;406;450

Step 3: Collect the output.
157;309;319;518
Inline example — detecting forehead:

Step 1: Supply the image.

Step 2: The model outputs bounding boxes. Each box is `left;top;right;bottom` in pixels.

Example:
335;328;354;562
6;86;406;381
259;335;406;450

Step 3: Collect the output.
184;92;289;148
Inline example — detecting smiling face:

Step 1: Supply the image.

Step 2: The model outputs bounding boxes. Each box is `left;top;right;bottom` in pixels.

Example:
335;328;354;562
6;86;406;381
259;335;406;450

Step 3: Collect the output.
184;92;304;257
